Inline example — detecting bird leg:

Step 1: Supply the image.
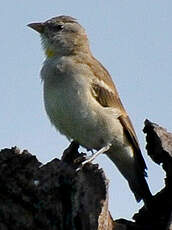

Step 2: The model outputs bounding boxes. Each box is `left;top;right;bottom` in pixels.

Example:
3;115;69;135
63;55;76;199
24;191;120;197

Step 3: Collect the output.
86;148;95;155
76;143;111;171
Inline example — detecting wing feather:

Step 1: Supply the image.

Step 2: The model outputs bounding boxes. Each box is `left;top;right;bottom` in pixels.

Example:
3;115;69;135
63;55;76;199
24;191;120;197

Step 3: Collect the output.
89;57;147;172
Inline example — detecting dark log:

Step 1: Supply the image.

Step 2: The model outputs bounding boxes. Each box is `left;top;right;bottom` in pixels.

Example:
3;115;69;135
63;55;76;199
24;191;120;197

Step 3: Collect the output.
113;120;172;229
0;119;171;229
0;143;113;230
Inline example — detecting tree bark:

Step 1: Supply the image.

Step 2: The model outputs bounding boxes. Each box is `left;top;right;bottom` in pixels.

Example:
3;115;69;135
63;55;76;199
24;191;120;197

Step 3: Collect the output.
0;120;171;229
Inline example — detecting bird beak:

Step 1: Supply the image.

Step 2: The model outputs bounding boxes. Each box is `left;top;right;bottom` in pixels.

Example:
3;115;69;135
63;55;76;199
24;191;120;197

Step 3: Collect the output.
27;22;44;34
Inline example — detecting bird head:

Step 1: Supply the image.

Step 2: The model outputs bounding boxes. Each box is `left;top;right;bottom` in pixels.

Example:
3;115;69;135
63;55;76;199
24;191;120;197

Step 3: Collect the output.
28;15;90;57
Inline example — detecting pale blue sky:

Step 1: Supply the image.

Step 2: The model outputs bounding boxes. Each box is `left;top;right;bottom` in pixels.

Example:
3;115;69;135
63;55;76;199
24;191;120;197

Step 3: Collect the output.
1;0;172;219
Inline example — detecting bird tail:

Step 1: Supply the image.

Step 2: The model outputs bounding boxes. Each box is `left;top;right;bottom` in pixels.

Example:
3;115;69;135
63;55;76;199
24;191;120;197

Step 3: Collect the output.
106;148;152;207
128;164;152;205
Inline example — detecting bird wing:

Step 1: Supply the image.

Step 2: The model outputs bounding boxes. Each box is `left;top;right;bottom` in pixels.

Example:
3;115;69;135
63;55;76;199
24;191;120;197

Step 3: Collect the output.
89;57;147;172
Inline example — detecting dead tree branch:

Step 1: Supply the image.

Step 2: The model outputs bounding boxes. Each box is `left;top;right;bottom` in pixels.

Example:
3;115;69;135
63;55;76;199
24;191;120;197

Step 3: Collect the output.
0;120;171;229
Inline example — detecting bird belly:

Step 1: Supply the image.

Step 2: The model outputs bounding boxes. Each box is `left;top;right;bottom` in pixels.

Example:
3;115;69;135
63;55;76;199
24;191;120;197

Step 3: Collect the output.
43;75;124;150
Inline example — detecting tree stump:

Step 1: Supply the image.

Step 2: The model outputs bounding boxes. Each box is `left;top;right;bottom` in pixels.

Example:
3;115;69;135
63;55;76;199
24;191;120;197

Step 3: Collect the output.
0;120;171;229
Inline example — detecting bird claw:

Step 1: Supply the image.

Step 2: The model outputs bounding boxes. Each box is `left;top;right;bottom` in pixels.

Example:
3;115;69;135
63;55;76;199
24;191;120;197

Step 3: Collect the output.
76;143;111;171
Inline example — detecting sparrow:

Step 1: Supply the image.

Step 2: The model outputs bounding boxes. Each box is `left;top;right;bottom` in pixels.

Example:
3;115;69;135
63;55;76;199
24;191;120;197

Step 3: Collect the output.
28;15;152;206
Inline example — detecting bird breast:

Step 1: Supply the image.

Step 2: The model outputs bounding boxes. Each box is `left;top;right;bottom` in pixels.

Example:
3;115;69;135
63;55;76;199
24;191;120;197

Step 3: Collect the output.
41;57;124;150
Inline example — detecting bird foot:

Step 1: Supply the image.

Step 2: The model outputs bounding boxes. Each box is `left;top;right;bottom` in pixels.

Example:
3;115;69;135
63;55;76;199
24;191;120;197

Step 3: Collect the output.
76;143;111;171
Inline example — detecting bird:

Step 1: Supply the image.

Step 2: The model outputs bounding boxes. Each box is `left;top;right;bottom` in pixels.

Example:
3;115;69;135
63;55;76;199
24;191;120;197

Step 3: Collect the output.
28;15;152;206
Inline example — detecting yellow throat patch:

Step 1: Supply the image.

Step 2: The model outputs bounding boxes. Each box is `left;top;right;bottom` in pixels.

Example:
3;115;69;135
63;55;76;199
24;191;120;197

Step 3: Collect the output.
45;48;55;58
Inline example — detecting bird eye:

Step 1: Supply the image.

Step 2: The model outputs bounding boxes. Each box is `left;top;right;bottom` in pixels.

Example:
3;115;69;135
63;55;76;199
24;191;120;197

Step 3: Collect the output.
49;24;64;32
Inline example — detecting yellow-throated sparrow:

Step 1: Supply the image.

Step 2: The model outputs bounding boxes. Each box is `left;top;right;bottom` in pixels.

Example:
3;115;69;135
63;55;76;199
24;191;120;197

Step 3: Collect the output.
28;16;152;205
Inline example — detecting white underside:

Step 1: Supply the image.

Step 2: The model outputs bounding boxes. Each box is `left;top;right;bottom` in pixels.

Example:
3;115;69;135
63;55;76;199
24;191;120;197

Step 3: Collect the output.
42;57;124;148
41;56;138;183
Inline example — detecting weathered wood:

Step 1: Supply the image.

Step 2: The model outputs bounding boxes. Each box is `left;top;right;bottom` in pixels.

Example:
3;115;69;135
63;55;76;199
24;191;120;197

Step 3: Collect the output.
0;142;113;230
0;119;171;229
